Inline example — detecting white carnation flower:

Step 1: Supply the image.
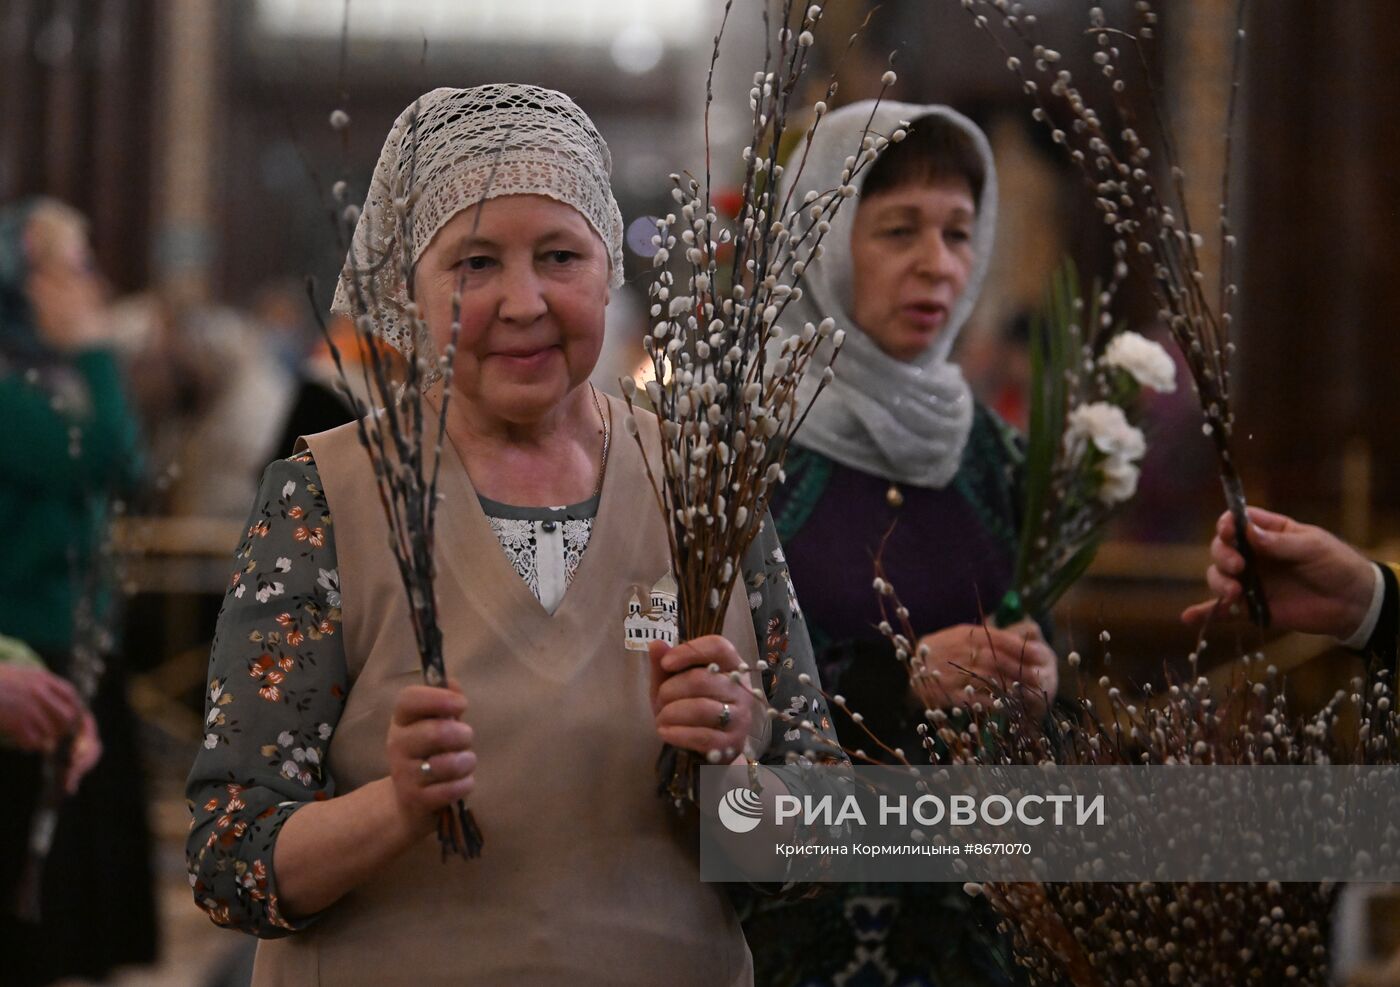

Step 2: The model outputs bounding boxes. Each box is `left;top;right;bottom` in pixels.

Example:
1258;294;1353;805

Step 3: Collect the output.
1103;332;1177;393
203;733;219;750
1066;402;1146;461
1098;457;1141;505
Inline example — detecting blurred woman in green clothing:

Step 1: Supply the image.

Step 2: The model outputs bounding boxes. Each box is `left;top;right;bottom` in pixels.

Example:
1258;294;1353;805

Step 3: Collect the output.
0;199;143;646
0;197;154;986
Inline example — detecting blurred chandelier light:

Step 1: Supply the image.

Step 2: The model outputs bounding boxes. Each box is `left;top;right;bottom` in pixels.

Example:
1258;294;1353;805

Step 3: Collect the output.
610;24;664;75
256;0;703;45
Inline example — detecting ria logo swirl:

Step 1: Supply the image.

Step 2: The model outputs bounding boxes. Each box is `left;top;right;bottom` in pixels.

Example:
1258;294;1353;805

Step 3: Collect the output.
718;786;764;834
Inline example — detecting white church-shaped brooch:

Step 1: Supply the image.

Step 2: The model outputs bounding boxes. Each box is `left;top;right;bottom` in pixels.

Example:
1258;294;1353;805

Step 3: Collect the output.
623;570;679;652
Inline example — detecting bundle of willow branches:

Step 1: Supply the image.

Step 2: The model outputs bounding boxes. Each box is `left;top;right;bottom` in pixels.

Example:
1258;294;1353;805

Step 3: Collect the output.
622;0;899;803
959;0;1270;627
863;568;1394;985
306;101;491;860
954;656;1386;987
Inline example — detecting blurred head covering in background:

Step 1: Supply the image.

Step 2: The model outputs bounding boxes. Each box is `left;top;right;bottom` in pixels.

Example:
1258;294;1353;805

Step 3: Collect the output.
0;197;89;367
332;84;625;354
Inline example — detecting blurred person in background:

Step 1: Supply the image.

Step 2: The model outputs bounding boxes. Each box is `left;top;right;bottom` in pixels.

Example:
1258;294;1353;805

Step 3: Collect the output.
254;278;356;459
166;302;295;517
587;287;648;399
0;197;157;985
956;311;1032;432
253;278;320;380
108;289;225;501
107;281;300;517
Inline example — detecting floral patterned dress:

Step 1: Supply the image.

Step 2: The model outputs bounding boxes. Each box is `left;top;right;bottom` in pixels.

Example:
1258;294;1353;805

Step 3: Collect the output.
185;451;841;936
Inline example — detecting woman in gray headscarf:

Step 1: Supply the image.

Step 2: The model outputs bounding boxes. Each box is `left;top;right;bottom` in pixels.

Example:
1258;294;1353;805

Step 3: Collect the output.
743;101;1058;985
185;85;841;987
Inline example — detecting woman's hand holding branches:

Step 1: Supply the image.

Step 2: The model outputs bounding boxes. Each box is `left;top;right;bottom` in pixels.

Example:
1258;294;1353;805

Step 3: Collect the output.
649;635;758;763
911;619;1058;718
386;680;477;839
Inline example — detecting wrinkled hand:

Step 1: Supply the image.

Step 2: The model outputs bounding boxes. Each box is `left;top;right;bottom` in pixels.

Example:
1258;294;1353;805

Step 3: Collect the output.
649;635;756;762
1182;507;1377;639
910;620;1058;717
386;680;475;837
0;664;83;753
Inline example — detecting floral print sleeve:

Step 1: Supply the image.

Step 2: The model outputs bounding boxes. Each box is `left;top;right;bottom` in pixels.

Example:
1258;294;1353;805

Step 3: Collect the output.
742;514;845;765
185;452;346;938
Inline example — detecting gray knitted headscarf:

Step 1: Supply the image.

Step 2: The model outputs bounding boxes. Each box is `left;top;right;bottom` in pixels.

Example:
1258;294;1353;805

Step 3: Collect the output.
331;84;625;353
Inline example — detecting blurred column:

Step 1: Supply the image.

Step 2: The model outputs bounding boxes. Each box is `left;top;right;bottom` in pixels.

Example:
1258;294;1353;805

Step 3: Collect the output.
1234;3;1400;519
0;0;35;200
152;0;220;305
1167;0;1234;317
0;0;83;204
38;0;84;202
92;0;137;267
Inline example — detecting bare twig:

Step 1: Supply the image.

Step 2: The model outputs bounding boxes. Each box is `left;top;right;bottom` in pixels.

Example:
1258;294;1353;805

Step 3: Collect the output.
961;0;1270;626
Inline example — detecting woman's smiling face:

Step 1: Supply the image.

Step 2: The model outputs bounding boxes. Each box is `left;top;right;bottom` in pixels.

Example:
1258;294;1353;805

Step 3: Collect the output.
413;193;610;424
847;176;978;363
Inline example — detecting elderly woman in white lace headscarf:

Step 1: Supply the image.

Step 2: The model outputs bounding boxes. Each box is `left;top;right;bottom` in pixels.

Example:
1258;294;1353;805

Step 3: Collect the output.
743;102;1059;986
184;85;840;987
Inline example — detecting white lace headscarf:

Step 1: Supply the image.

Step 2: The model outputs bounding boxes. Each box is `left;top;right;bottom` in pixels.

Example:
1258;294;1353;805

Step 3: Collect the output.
331;84;625;352
784;102;998;489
